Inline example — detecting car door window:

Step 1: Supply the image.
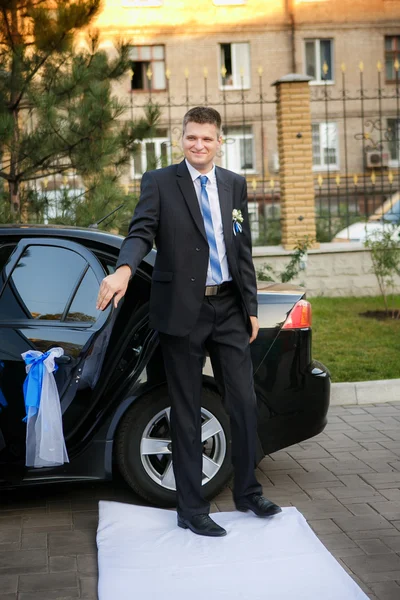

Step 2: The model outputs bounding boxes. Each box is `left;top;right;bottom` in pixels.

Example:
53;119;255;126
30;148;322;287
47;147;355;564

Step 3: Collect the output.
0;245;87;321
65;267;98;323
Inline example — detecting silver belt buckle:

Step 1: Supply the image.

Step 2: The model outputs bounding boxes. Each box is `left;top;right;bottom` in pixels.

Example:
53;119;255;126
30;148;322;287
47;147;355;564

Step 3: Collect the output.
205;285;219;296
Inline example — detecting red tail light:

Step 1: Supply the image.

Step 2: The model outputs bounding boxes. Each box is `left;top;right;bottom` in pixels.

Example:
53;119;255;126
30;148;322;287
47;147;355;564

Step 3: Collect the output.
282;299;312;329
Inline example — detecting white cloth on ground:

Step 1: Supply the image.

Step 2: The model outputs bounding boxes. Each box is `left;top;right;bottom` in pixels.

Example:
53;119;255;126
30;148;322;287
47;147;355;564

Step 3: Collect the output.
97;501;369;600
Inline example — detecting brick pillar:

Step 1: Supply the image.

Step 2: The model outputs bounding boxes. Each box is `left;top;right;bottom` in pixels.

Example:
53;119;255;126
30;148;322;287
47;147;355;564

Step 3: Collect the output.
273;74;319;250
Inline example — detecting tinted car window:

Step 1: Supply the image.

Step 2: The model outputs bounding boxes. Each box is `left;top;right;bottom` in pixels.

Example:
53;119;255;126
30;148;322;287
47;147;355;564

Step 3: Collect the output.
0;245;87;321
66;267;98;323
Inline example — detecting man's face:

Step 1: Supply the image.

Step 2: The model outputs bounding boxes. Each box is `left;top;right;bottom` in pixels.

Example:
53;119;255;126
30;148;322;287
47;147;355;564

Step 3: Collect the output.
182;121;222;173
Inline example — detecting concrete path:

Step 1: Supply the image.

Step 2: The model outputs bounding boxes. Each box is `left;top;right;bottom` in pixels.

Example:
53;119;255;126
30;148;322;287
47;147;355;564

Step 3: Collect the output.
2;401;400;599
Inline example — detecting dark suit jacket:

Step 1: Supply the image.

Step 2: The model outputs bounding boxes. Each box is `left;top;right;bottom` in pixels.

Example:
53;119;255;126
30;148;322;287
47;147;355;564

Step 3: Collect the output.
116;160;258;337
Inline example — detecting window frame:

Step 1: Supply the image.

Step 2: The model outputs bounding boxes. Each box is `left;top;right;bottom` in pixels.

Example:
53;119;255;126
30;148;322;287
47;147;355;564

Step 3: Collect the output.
219;42;251;90
387;117;400;166
130;133;170;179
0;239;110;328
221;126;256;174
385;36;400;84
304;38;335;85
312;122;340;171
129;45;166;92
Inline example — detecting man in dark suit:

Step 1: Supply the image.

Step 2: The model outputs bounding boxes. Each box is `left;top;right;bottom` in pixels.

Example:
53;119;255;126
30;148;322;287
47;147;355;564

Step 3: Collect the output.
96;106;281;537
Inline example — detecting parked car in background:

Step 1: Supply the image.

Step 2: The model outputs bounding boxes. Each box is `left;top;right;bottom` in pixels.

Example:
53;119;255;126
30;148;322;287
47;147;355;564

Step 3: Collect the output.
333;193;400;242
0;225;330;506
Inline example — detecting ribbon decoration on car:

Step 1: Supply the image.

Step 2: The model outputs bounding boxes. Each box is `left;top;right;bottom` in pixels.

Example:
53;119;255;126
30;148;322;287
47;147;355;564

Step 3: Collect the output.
21;348;69;468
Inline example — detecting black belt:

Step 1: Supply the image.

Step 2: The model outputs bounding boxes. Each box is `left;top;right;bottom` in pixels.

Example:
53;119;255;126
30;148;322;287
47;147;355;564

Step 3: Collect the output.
204;281;234;297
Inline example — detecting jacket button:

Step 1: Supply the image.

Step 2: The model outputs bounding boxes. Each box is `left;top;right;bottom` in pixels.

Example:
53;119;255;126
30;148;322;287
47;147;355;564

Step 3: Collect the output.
190;277;196;282
195;247;200;251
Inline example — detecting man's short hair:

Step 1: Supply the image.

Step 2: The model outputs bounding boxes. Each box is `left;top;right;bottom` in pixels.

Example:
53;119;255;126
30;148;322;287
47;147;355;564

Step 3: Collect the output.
182;106;222;135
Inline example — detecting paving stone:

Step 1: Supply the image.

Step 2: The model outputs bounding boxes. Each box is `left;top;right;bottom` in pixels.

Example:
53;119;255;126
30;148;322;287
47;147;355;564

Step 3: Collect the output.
290;470;341;486
19;592;79;600
0;529;20;545
318;532;358;550
77;555;98;576
331;546;368;558
79;576;98;599
0;575;18;593
21;533;47;550
285;446;333;460
342;554;400;579
369;502;400;521
345;504;379;517
356;539;395;555
369;582;400;600
49;556;77;573
350;529;400;540
48;531;96;556
333;515;393;533
379;490;400;501
293;499;352;519
19;572;77;592
0;549;47;575
22;513;72;531
320;459;374;476
362;473;400;489
72;512;99;530
308;519;343;534
0;517;22;529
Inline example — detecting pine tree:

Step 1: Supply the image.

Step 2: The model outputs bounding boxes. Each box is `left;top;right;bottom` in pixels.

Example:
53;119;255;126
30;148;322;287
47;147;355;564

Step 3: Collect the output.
0;0;159;225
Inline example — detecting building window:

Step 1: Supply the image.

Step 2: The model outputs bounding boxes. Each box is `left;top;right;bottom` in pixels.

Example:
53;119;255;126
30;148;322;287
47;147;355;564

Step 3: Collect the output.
312;123;339;170
129;45;166;91
385;36;400;82
305;39;334;83
122;1;162;6
131;130;169;178
388;118;400;163
219;42;250;89
222;126;255;173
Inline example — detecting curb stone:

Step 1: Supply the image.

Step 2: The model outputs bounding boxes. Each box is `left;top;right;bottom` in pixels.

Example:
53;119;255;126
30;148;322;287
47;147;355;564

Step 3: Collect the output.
331;378;400;405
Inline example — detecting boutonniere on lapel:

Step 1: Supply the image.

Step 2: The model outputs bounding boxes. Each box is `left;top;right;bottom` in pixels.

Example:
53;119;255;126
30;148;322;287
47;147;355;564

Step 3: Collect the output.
232;209;244;236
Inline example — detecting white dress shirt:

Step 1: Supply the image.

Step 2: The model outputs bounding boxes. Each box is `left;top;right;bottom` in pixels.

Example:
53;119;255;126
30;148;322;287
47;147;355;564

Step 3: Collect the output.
185;159;232;285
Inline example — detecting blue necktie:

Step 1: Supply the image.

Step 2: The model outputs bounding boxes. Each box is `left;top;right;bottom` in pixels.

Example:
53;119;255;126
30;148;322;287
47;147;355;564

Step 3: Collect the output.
199;175;223;285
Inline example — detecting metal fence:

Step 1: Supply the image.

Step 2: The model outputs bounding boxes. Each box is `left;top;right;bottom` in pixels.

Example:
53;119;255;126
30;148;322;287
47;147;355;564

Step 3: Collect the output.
42;65;400;245
310;64;400;243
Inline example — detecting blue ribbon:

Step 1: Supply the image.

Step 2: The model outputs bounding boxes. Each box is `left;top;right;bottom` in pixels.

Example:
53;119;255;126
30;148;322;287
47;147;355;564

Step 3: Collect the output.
0;361;7;411
233;221;243;236
22;352;58;422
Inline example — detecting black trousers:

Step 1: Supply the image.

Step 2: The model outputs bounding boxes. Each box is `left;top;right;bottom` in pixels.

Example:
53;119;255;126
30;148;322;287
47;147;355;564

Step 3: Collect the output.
159;286;262;519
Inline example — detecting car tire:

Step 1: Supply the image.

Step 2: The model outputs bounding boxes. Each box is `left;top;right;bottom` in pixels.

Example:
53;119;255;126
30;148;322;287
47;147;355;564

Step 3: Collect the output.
115;385;232;507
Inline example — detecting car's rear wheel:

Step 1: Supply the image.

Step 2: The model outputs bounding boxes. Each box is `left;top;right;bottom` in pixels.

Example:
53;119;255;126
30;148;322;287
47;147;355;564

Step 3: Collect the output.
115;385;232;507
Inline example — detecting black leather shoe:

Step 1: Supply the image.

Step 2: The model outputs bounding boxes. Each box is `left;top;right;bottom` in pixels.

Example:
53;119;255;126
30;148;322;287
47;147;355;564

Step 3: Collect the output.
236;494;282;518
177;514;227;537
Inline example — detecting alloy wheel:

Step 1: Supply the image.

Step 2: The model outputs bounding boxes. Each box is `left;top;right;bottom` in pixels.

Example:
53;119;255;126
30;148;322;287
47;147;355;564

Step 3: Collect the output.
140;406;227;491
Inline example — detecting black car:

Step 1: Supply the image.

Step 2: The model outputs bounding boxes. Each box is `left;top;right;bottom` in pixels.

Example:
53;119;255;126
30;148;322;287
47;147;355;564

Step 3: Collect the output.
0;225;330;506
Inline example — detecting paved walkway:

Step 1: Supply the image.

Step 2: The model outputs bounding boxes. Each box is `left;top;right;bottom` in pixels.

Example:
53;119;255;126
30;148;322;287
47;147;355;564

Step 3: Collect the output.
2;402;400;599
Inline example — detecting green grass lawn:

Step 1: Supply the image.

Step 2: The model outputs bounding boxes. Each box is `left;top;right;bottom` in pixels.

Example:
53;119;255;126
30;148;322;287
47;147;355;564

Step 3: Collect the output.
310;295;400;383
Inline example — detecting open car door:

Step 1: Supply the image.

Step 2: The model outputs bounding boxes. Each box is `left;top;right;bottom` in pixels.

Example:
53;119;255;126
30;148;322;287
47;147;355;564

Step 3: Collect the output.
0;238;113;478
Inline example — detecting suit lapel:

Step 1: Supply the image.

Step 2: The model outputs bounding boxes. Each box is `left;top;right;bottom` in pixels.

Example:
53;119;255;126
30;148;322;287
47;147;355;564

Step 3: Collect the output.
176;161;207;242
215;167;233;248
